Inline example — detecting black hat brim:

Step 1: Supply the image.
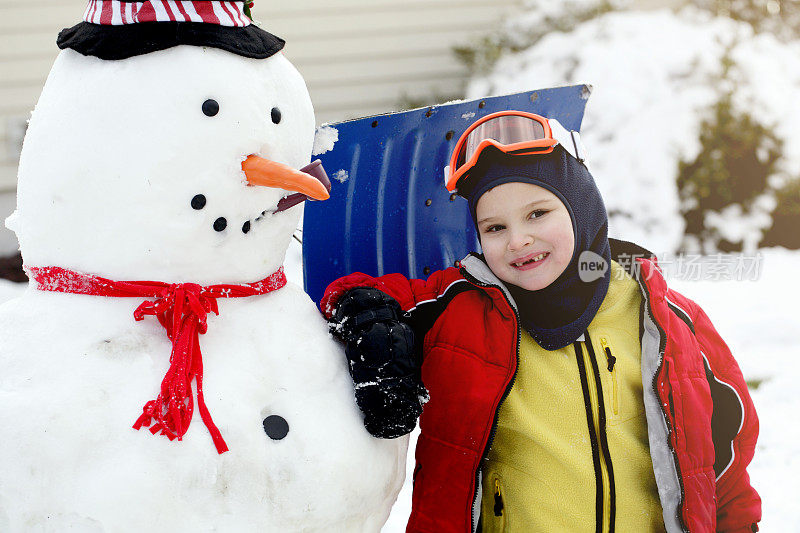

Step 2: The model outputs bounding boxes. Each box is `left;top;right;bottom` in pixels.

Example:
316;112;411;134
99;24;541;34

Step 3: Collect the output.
57;21;285;60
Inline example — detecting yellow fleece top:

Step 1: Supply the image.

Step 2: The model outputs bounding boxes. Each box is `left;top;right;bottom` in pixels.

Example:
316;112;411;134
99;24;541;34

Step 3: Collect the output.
480;261;665;533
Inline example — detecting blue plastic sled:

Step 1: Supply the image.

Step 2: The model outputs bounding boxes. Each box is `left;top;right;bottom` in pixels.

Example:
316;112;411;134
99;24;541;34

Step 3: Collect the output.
303;85;592;304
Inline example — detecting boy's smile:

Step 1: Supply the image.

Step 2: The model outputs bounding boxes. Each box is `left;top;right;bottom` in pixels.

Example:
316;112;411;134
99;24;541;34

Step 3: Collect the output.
476;181;574;291
510;251;550;270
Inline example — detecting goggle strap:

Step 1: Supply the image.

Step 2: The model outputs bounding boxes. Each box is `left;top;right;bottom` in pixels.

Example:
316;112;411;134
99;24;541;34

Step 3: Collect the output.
547;118;588;163
571;130;588;163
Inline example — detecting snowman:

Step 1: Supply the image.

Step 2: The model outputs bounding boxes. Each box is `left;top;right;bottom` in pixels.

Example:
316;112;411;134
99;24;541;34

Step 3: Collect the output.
0;2;407;531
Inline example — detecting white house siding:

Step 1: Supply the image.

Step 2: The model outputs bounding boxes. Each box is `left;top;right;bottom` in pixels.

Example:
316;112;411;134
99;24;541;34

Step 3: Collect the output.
0;0;520;252
268;0;522;123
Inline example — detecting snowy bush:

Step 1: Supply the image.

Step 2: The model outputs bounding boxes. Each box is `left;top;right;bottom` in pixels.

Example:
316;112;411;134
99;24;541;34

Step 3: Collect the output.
676;52;783;253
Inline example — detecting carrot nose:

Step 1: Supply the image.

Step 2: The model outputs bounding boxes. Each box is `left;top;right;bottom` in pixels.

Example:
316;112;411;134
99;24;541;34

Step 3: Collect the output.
242;155;330;201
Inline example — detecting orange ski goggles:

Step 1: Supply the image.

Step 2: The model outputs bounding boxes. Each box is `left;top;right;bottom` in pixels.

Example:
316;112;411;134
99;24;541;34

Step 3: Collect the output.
445;110;586;193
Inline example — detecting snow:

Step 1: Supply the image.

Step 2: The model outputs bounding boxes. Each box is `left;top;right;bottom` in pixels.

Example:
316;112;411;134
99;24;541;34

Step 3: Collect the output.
312;125;339;157
467;7;800;256
332;169;350;183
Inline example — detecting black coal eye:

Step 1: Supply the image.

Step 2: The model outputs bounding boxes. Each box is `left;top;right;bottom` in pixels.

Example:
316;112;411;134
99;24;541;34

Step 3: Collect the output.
191;194;206;210
202;99;219;117
271;107;281;124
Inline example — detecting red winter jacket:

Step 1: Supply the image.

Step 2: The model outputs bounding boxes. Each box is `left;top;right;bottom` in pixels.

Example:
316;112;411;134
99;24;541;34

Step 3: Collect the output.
321;240;761;533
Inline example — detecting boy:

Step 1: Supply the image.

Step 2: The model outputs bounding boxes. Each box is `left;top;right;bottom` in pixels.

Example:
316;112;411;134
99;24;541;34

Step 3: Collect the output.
321;111;761;533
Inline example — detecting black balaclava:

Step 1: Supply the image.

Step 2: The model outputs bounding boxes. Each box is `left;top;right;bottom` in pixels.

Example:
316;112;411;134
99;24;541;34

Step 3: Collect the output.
464;146;611;351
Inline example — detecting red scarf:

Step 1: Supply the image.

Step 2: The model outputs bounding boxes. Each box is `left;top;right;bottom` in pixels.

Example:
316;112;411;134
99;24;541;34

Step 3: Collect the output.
27;265;288;454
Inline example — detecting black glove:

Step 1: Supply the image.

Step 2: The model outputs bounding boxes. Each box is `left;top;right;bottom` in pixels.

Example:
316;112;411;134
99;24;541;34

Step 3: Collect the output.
331;287;427;438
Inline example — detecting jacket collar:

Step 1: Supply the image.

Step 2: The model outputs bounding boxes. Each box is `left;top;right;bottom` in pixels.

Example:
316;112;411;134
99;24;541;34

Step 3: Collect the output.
460;253;518;310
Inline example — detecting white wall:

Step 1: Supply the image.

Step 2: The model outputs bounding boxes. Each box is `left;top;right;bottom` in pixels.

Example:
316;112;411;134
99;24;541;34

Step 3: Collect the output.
263;0;521;123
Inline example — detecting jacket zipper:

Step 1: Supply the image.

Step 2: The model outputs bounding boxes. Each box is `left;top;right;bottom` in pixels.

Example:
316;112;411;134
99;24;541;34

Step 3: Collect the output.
461;269;520;533
664;360;677;422
600;336;619;416
637;274;689;533
574;341;605;533
578;333;617;533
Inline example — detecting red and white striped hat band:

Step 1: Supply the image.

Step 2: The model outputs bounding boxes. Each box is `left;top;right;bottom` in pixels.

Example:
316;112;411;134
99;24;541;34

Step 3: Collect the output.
83;1;251;28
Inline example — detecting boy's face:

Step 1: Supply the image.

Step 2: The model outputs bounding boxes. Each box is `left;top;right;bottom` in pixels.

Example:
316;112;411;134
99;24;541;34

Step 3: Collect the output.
476;181;574;291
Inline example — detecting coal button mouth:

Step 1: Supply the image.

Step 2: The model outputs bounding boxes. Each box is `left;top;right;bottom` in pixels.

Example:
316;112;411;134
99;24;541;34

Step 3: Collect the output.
263;415;289;440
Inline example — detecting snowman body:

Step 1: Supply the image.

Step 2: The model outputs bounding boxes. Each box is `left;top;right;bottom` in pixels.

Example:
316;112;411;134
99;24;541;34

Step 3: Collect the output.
0;285;406;532
0;44;406;532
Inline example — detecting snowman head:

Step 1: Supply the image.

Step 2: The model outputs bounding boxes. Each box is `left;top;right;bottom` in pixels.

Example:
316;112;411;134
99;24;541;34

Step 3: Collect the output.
10;1;322;284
